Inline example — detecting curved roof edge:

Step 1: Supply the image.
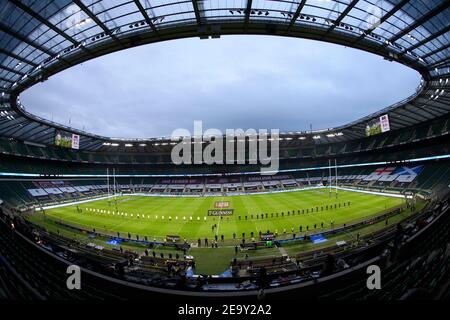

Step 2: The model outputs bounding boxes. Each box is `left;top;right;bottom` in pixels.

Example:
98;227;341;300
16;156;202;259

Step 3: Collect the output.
0;1;448;150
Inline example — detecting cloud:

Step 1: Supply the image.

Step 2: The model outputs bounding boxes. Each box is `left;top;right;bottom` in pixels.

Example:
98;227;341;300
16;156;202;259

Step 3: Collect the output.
20;36;420;138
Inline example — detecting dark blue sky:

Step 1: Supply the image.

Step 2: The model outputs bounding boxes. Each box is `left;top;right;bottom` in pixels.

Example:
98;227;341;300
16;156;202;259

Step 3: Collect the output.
21;35;421;138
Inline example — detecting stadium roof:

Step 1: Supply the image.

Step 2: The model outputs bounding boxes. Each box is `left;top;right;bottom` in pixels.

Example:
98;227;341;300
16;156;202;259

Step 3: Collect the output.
0;0;449;151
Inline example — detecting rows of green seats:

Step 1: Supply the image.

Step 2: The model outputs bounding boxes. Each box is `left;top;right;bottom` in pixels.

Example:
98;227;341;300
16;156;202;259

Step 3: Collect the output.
298;148;314;157
0;139;13;153
78;152;89;162
416;162;450;190
0;181;34;207
91;154;106;163
24;144;44;157
429;119;447;136
2;115;450;167
415;124;429;140
0;160;447;209
330;143;346;154
52;148;67;160
397;130;413;144
0;133;448;177
383;133;398;147
12;142;28;155
360;138;374;150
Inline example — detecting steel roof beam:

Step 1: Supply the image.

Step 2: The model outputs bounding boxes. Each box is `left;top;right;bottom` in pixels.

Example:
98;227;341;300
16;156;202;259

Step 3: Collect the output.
0;48;38;68
422;97;450;108
133;0;159;33
354;0;409;44
9;0;78;46
384;114;412;127
26;129;50;142
422;43;450;59
388;2;450;45
3;119;31;134
17;123;50;139
0;65;26;76
83;140;104;151
413;102;444;118
389;111;420;125
32;129;55;142
0;21;56;57
403;24;450;54
409;103;443;118
395;108;429;123
1;118;30;134
322;0;359;37
427;85;450;91
191;0;202;25
7;122;36;137
344;132;361;140
0;76;15;84
244;0;253;24
343;131;361;139
286;0;307;31
0;122;15;133
73;0;110;35
9;0;96;64
428;57;450;69
73;0;122;45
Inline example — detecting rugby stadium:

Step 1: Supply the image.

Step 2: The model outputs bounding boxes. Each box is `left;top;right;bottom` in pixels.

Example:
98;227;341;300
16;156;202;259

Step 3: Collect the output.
0;0;449;304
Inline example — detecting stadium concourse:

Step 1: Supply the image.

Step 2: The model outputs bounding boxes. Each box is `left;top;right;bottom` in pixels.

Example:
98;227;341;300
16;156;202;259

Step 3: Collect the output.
0;0;449;301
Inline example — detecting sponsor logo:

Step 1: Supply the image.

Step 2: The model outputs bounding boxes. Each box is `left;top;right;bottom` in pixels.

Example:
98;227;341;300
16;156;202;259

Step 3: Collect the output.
166;235;181;242
214;201;230;208
208;209;234;216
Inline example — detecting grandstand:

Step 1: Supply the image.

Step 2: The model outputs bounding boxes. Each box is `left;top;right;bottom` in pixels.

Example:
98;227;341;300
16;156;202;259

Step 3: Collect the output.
0;0;449;303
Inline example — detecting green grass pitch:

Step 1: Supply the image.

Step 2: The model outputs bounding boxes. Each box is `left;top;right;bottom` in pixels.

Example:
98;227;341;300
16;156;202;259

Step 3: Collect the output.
37;189;404;241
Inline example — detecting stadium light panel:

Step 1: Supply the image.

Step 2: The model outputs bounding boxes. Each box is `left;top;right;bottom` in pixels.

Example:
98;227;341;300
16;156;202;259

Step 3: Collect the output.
125;144;133;147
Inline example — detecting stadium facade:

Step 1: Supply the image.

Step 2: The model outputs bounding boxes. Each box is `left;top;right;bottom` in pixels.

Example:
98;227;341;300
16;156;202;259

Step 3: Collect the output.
0;0;449;301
